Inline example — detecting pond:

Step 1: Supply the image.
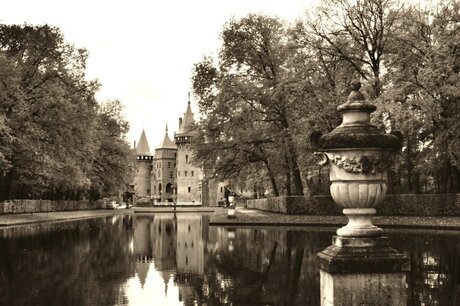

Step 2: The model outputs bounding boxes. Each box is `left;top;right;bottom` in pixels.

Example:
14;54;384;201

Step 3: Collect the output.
0;213;459;305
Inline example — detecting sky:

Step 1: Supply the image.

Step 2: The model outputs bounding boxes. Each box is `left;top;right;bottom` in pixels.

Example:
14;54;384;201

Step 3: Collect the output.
2;0;319;150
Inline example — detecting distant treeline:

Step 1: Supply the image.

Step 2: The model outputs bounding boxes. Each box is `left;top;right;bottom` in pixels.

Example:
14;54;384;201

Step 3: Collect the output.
191;0;460;195
0;24;135;201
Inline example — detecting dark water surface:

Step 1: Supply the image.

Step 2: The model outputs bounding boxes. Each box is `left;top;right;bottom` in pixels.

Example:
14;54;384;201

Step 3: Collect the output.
0;213;459;305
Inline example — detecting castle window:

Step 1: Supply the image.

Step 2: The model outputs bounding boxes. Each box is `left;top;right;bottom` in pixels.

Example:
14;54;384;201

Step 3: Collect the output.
220;187;223;193
167;162;171;168
191;171;194;177
178;171;180;177
185;171;187;177
170;171;173;178
188;186;191;193
185;155;189;163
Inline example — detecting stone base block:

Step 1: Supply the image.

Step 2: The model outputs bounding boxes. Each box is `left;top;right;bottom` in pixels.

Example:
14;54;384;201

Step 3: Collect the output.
320;270;407;306
317;236;410;306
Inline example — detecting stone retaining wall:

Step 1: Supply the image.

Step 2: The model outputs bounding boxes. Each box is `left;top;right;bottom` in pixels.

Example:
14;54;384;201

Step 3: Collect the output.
0;199;106;214
246;196;341;215
246;194;460;216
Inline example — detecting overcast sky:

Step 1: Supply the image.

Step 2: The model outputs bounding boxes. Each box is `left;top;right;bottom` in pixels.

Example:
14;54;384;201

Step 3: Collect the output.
2;0;319;150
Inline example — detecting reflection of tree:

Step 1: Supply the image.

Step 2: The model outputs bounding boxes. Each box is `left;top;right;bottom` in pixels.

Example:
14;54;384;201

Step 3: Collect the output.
388;232;460;306
203;228;331;305
0;215;135;306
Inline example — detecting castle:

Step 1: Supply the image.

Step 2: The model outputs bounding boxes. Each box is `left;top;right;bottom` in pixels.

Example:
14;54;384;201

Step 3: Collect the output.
132;100;225;205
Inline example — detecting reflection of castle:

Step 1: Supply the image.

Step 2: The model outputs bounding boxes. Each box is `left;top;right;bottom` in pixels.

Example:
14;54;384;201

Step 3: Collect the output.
176;215;204;274
132;213;208;303
153;215;177;293
133;216;154;288
152;215;177;271
174;214;206;304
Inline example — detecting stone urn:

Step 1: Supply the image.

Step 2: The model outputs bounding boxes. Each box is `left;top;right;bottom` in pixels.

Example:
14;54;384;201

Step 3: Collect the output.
313;82;409;306
312;82;402;237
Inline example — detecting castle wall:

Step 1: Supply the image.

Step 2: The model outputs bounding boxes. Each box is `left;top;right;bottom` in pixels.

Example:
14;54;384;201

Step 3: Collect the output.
176;144;203;204
152;148;177;202
134;159;152;197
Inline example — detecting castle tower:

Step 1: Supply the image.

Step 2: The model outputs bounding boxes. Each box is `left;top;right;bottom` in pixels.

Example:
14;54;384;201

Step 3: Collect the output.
152;124;177;202
174;97;204;204
134;129;153;197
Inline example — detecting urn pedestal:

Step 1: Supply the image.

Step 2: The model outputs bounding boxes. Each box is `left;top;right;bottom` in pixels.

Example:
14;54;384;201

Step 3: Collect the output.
313;82;409;306
227;194;236;218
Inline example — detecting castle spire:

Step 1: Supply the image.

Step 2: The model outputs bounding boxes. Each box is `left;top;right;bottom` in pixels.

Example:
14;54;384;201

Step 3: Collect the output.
136;129;151;156
157;123;176;149
178;97;194;134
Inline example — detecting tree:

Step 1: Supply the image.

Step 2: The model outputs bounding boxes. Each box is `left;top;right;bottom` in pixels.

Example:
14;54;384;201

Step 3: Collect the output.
0;24;100;199
0;24;135;200
382;1;460;192
89;100;136;199
193;15;306;196
306;0;402;97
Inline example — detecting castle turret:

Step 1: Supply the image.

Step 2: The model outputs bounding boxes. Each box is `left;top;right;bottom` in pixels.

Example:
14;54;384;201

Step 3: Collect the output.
174;97;204;204
134;129;153;197
152;124;177;203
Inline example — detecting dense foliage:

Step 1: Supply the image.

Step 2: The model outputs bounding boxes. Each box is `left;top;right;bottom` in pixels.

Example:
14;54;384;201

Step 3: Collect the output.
192;0;460;195
0;24;135;200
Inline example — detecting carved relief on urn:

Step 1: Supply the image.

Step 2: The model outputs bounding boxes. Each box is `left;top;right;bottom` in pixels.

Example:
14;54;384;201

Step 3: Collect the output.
312;82;402;237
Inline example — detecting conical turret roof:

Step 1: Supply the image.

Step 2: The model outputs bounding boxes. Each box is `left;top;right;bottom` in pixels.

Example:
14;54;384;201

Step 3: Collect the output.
136;262;151;288
157;124;177;149
136;129;152;155
178;99;195;134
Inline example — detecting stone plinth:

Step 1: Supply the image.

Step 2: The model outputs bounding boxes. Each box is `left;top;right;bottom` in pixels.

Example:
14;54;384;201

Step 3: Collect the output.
317;236;410;306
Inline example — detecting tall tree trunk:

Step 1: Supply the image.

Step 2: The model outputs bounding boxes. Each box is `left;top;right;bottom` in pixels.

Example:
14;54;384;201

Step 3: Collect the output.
407;134;413;193
284;153;291;196
281;118;303;196
263;159;279;196
4;168;14;200
286;136;304;196
0;175;6;201
452;167;460;193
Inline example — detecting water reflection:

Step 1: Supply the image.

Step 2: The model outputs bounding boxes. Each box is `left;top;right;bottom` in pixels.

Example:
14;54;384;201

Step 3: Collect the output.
0;214;459;305
132;215;460;306
133;213;208;305
388;231;460;306
0;215;135;306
